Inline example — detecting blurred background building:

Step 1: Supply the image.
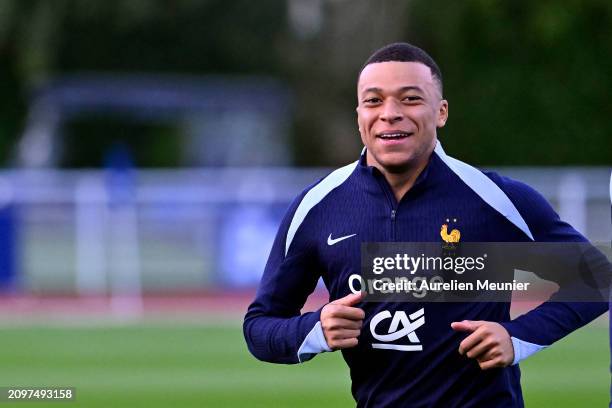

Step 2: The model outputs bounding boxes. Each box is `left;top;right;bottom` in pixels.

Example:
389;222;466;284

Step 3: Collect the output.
0;0;609;305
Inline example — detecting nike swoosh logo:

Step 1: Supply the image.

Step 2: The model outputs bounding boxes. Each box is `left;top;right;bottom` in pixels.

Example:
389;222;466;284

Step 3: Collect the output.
327;233;357;246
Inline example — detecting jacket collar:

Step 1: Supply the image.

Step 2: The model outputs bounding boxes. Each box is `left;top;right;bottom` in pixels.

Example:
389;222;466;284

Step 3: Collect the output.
357;140;442;192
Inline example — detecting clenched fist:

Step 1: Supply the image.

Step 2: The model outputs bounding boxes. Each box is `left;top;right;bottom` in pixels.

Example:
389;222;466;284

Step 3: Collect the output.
321;292;366;350
451;320;514;370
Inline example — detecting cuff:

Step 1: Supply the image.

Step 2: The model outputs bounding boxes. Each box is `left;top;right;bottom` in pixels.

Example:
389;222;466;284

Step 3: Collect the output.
509;337;548;365
297;321;332;363
500;321;548;365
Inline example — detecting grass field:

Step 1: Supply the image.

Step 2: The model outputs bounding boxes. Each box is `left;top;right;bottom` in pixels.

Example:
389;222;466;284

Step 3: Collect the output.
0;319;608;407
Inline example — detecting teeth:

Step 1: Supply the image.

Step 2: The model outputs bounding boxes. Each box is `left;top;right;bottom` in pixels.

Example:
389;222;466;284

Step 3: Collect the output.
379;133;408;138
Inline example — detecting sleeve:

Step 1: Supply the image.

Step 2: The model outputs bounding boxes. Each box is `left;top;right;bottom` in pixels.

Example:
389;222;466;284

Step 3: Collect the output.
243;191;331;364
492;176;609;365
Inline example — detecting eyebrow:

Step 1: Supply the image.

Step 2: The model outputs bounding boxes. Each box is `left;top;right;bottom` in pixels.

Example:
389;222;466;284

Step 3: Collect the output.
362;86;425;95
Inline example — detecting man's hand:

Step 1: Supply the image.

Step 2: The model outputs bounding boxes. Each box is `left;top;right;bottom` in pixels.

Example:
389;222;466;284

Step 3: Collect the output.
451;320;514;370
321;292;365;350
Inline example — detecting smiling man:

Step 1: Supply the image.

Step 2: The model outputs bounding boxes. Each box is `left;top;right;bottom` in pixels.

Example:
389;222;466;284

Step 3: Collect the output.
357;55;447;202
244;43;607;407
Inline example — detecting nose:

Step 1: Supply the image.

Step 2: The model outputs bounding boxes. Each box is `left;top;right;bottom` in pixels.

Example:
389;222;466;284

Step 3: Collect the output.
379;99;403;123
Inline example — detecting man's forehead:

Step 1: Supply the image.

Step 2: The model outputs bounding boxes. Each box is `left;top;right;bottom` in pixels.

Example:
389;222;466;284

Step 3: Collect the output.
358;61;436;93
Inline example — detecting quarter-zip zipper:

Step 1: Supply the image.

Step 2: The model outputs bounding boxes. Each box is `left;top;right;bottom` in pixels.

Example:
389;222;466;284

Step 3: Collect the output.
390;209;397;241
374;174;399;241
367;156;431;242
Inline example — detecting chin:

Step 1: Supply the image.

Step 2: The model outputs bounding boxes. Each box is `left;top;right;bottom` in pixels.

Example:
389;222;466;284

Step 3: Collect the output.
381;162;413;174
376;156;412;173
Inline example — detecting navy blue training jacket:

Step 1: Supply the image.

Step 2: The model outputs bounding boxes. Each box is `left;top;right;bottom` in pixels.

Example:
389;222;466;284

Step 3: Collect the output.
244;141;607;407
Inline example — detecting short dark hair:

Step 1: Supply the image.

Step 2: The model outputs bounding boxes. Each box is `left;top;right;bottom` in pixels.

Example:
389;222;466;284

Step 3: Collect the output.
360;42;443;93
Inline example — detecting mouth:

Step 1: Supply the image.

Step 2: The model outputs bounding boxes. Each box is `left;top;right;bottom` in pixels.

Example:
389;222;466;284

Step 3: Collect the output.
376;131;414;140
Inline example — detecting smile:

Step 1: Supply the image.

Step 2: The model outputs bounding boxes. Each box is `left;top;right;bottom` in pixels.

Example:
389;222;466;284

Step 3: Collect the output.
376;131;413;140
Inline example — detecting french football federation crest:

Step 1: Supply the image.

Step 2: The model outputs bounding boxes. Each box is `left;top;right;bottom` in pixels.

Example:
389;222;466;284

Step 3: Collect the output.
441;218;460;250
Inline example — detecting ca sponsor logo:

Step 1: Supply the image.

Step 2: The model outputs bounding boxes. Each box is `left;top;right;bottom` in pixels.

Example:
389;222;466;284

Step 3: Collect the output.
369;308;425;351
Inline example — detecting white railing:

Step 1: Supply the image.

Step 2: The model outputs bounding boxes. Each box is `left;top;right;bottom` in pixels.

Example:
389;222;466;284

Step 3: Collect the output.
0;167;609;301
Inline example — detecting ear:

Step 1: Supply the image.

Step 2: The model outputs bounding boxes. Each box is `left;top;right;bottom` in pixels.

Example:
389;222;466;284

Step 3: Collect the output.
437;99;448;128
356;106;365;138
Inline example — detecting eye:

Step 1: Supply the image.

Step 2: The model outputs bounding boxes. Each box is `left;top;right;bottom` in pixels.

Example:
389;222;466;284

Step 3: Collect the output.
403;96;422;102
363;97;382;105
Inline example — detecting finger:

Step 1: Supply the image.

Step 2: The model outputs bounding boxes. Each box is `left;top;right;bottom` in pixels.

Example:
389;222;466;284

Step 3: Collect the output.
332;306;365;321
331;337;359;349
325;318;363;331
478;359;501;370
332;291;366;307
465;339;494;359
476;349;498;363
458;330;485;355
335;319;363;330
329;329;361;340
451;320;476;332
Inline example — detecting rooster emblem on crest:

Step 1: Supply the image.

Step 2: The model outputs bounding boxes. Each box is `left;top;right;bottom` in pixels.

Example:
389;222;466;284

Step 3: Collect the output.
440;221;460;243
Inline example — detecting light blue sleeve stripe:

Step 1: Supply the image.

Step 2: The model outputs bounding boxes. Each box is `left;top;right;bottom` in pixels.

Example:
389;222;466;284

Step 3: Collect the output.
297;321;332;363
434;141;534;241
285;161;358;256
510;336;548;365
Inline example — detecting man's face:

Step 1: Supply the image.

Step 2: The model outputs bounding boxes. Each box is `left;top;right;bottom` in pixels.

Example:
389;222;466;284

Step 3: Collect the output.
356;61;448;174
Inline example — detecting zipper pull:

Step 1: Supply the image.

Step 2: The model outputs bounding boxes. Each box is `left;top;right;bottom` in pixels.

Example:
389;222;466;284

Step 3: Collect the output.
391;209;396;220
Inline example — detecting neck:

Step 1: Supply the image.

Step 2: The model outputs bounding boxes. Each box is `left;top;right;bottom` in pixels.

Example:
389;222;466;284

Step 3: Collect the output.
366;144;435;202
380;160;428;202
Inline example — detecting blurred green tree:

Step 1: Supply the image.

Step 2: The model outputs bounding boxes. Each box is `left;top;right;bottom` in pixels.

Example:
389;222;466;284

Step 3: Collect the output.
0;0;609;167
408;0;612;165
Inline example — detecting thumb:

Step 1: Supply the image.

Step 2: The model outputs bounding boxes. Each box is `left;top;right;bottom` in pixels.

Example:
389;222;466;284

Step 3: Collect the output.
451;320;482;332
332;291;366;307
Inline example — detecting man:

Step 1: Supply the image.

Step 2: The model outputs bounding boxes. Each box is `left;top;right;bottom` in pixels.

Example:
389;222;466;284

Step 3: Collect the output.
243;42;607;407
